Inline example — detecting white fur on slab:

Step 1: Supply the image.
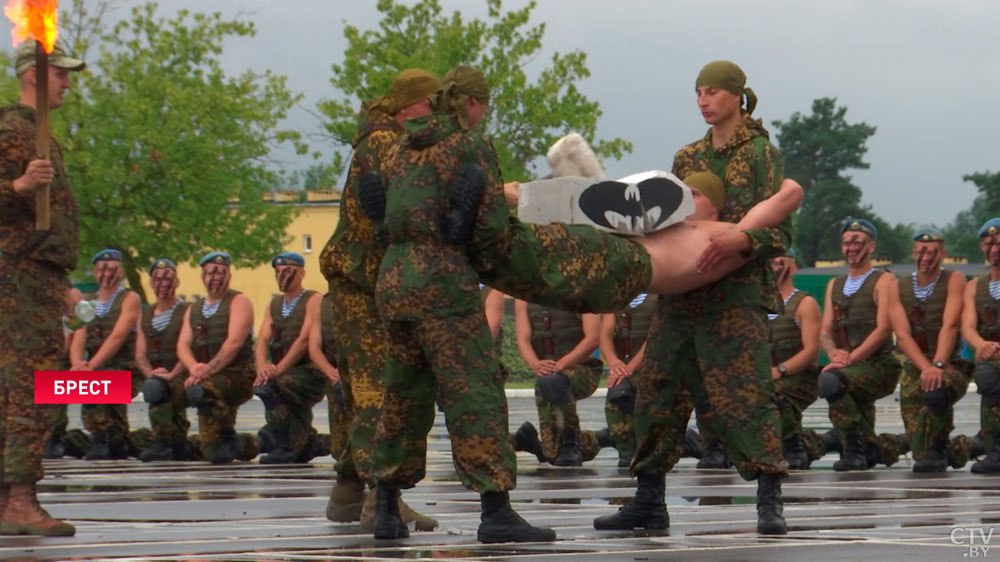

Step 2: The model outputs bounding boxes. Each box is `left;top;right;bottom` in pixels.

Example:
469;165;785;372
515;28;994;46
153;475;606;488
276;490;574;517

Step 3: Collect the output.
546;132;605;180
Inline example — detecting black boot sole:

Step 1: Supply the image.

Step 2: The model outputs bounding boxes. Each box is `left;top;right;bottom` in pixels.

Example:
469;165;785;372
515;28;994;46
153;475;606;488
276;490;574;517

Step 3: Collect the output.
593;512;669;530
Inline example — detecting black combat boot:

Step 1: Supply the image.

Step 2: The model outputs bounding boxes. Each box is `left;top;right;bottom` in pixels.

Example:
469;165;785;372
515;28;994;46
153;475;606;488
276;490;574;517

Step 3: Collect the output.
477;491;556;543
783;434;810;470
552;427;583;467
43;435;65;460
596;428;616;448
913;439;948;473
208;429;242;464
173;439;195;461
139;440;175;462
970;434;986;458
971;434;1000;474
756;473;787;535
259;431;297;464
513;421;546;463
593;472;669;530
821;429;843;454
372;485;409;540
683;428;703;459
696;439;729;469
296;433;331;463
85;432;112;460
833;430;868;472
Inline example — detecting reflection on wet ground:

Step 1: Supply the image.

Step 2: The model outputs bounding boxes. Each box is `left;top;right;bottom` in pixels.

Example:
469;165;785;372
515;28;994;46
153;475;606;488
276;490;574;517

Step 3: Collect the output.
0;394;997;561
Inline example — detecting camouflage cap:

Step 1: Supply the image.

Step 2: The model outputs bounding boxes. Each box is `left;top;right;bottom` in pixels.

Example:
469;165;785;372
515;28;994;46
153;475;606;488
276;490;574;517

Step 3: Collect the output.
682;171;726;211
91;248;122;264
271;252;305;268
14;41;86;75
840;217;877;241
198;251;231;267
148;258;177;274
978;218;1000;239
912;227;944;243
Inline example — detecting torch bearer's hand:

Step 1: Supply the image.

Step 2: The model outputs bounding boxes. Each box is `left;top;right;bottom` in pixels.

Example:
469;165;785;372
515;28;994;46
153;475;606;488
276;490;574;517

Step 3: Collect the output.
13;159;54;194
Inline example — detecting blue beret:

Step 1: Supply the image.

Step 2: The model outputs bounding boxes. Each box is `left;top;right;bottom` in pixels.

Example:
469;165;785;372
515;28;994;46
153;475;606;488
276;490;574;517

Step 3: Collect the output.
148;258;177;274
198;251;231;267
271;252;305;268
840;218;878;241
91;249;122;264
785;248;797;259
912;227;944;243
979;218;1000;238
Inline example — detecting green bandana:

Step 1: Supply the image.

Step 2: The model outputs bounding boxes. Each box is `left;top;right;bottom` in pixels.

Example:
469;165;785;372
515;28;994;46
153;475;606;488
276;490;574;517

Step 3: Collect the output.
367;68;440;119
436;65;489;130
696;60;758;116
683;171;726;211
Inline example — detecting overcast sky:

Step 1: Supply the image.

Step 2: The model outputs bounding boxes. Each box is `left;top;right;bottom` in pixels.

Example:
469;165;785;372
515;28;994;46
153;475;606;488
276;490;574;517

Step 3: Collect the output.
4;0;997;228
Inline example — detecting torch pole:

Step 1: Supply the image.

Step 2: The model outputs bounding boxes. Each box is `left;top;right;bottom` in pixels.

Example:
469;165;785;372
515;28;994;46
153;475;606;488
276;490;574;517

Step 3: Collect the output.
34;39;50;230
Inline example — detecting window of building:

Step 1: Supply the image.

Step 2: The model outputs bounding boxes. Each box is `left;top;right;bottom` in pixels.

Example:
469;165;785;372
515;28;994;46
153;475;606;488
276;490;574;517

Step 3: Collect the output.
304;234;312;253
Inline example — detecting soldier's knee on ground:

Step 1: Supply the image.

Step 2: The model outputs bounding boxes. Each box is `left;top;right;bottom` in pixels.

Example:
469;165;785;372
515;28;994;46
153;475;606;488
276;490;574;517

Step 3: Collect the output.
974;363;1000;407
922;386;952;414
142;376;170;406
818;370;847;401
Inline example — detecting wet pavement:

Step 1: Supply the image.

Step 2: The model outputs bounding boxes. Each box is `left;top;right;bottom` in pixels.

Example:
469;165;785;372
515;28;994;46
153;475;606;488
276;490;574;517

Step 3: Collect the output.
2;392;998;561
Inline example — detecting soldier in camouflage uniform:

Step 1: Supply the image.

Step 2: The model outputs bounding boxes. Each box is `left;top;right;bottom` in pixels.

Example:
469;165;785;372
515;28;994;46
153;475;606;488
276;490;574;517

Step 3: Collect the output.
767;250;822;469
594;61;790;536
886;229;978;472
599;293;657;467
818;219;904;471
0;42;84;536
318;69;439;530
959;218;1000;474
513;300;612;466
253;252;328;464
69;249;142;460
370;66;554;544
177;252;259;464
44;287;90;460
135;259;195;461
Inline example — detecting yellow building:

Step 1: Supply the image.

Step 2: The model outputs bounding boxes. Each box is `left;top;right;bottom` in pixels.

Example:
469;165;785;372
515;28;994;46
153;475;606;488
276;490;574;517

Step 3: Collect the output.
138;190;341;320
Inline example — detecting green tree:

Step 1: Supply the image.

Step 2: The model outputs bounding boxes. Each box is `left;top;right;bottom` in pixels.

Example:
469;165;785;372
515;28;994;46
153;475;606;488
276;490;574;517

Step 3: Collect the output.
773;98;911;264
2;1;305;301
945;171;1000;261
318;0;631;181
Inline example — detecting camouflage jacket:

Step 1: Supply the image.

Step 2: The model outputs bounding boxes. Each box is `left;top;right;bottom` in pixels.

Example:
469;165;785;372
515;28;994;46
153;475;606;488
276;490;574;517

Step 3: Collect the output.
0;104;79;272
669;116;788;314
318;113;401;295
376;113;507;321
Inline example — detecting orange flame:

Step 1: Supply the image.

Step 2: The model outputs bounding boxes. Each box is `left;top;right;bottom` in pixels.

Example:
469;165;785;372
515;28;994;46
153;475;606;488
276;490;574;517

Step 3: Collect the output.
4;0;58;54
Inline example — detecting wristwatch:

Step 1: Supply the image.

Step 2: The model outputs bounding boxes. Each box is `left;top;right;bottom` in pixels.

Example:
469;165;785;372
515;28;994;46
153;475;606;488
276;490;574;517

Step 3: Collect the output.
932;361;945;368
777;364;788;376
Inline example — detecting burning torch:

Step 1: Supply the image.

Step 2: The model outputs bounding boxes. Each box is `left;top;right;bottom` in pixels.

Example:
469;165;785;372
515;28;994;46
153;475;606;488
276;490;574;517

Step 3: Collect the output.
4;0;59;230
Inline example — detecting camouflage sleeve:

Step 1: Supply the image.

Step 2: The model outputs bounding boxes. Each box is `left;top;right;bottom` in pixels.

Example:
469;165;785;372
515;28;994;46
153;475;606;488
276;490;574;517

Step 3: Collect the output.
366;129;398;176
0;126;30;209
470;135;510;246
742;141;790;259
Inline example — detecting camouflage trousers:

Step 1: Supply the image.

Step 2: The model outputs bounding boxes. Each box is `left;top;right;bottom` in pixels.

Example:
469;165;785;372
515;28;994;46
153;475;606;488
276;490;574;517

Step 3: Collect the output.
0;258;67;483
632;305;787;480
477;219;651;314
605;390;634;458
261;365;328;456
82;370;143;444
775;367;820;439
825;353;901;453
194;362;258;461
535;360;602;461
372;313;514;493
148;374;191;444
900;361;974;466
976;360;1000;452
327;381;350;463
329;278;391;483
